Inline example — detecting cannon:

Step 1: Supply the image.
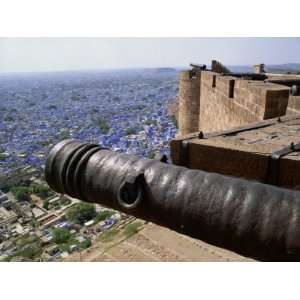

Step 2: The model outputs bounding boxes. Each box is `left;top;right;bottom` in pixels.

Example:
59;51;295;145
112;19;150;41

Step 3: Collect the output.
221;72;267;81
45;139;300;261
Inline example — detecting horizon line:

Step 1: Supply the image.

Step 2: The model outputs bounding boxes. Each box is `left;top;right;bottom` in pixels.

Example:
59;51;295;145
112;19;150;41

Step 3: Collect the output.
1;62;300;75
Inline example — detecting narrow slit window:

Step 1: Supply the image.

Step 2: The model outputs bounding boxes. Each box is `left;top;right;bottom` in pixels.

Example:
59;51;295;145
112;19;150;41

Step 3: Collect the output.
229;80;235;98
212;75;216;88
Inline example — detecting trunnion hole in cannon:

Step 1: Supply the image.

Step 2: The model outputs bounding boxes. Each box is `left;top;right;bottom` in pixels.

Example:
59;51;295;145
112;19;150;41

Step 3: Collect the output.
117;174;144;210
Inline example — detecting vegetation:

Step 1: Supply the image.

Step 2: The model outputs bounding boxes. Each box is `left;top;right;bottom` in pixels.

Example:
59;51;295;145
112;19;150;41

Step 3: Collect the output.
80;239;92;249
31;183;52;199
123;221;143;238
94;116;110;134
91;108;99;113
16;235;39;249
126;127;137;135
59;129;71;139
170;116;178;128
59;195;71;206
11;183;53;202
2;235;44;261
148;151;156;159
4;115;15;122
71;94;81;101
144;119;157;126
11;186;31;202
94;210;115;224
57;236;91;253
0;153;6;161
43;199;49;210
38;140;52;147
15;243;42;260
52;228;71;244
57;238;76;252
47;104;57;110
99;229;119;243
133;104;146;110
67;202;96;225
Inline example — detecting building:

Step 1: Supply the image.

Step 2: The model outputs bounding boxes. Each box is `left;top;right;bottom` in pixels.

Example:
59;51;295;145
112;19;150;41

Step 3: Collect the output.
0;207;18;226
0;190;8;204
0;166;39;190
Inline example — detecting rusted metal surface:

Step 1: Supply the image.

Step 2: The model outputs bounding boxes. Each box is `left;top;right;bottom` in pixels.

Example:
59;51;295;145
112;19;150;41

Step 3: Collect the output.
46;139;300;261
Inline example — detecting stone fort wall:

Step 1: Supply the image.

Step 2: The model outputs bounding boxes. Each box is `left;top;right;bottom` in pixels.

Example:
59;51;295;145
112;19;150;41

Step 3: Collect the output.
287;95;300;115
199;71;290;132
178;69;292;135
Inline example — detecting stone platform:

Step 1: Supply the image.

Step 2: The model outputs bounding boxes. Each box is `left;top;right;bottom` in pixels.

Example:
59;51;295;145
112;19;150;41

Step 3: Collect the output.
171;114;300;189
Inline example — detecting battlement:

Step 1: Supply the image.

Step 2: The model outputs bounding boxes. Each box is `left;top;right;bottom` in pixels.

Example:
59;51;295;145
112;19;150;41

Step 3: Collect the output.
178;61;299;135
200;71;290;132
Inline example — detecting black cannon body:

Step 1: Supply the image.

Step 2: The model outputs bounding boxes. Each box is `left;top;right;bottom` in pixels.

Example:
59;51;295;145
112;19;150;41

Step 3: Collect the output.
45;139;300;261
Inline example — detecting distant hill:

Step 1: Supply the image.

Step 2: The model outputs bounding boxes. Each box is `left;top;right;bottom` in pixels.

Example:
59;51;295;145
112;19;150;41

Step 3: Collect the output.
266;63;300;74
155;67;177;73
228;63;300;74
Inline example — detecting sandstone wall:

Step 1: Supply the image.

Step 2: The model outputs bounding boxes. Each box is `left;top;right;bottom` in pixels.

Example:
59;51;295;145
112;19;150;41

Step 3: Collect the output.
286;95;300;115
178;70;201;135
198;71;290;133
211;60;231;73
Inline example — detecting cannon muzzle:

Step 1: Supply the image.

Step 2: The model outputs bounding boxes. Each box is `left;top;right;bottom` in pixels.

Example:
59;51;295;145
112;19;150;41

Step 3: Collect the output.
45;139;300;261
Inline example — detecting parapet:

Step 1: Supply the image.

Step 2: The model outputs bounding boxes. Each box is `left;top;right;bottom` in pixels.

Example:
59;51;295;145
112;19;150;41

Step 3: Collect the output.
171;114;300;189
177;61;300;138
287;95;300;115
199;71;290;132
211;60;231;73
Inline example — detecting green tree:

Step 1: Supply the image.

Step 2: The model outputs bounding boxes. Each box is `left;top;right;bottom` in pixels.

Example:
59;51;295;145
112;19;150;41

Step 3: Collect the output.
59;129;71;139
80;239;92;249
94;117;110;134
16;243;42;260
31;183;52;199
144;119;157;126
47;104;57;110
52;228;71;244
126;127;137;135
148;151;156;159
11;186;31;202
67;202;96;225
43;199;49;210
170;116;178;129
4;115;14;122
94;210;115;224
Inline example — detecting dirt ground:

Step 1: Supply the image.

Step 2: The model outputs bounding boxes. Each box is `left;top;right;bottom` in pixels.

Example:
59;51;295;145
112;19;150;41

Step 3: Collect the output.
65;222;252;262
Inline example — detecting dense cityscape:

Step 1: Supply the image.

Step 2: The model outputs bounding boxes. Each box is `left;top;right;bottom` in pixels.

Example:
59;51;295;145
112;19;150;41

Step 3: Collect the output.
0;68;179;261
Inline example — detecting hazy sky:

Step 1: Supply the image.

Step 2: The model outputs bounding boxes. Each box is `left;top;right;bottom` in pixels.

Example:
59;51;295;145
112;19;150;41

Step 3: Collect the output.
1;37;300;73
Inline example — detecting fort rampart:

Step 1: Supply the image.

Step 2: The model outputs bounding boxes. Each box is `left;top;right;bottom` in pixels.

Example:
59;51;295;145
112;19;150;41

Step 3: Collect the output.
178;63;300;135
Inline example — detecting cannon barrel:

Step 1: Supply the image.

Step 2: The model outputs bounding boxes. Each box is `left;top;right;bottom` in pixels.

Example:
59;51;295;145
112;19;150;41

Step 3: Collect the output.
45;139;300;261
221;72;267;80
